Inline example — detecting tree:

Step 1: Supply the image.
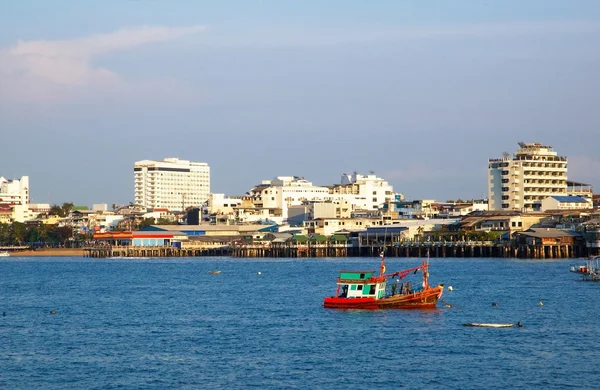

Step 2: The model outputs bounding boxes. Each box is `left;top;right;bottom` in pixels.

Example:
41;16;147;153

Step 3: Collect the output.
49;205;64;217
61;202;74;217
11;222;26;245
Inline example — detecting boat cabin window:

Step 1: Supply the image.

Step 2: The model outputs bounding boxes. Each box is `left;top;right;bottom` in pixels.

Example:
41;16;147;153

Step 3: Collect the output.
357;285;363;291
369;285;376;295
360;273;365;279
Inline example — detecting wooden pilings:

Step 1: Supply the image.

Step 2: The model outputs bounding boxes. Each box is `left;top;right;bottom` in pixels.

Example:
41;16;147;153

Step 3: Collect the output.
83;242;588;259
232;242;585;259
84;246;230;258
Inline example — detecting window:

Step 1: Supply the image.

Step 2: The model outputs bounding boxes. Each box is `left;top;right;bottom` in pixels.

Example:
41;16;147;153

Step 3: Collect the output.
502;204;509;209
357;285;363;290
502;187;509;192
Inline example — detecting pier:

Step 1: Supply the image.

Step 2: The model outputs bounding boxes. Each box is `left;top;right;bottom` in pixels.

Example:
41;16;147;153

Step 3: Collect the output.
81;240;591;259
83;246;230;258
231;241;587;259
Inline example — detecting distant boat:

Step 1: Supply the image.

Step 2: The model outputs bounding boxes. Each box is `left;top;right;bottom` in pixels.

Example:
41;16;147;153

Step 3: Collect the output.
208;270;221;275
323;251;444;309
570;257;600;282
0;251;9;257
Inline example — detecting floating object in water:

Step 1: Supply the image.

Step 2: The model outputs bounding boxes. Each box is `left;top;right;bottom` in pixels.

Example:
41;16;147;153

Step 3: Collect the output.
50;310;56;315
448;286;453;291
445;304;452;308
208;270;221;275
492;302;499;306
257;271;261;275
463;323;514;328
538;301;543;306
517;322;523;327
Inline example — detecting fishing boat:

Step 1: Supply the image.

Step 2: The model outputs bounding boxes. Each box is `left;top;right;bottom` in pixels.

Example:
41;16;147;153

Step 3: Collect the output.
323;252;444;309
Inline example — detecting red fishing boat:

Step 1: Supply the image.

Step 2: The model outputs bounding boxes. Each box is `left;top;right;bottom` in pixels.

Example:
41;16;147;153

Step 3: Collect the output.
323;252;444;309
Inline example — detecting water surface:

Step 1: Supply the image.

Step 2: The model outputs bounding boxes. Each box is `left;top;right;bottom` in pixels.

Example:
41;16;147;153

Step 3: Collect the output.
1;256;599;389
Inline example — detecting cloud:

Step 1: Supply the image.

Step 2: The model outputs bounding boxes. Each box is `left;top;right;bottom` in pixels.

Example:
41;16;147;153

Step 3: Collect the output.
0;25;206;102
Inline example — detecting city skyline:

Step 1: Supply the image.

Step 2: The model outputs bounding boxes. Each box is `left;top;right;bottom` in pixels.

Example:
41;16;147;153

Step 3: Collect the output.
1;1;599;206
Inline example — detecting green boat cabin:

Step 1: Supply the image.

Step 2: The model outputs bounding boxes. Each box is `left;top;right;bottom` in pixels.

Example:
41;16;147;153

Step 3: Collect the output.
336;270;386;299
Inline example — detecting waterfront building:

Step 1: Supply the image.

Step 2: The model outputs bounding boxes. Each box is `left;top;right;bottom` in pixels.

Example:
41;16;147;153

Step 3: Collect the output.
329;172;396;211
134;158;210;211
488;142;568;212
245;176;331;221
540;195;593;212
0;176;30;223
208;193;243;215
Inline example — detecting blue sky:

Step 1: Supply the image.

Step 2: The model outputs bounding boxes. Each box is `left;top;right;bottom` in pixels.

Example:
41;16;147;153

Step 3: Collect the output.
1;1;599;206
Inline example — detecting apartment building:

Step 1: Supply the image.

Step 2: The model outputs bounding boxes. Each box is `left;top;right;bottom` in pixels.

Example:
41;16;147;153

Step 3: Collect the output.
330;172;395;211
134;158;210;211
488;142;567;212
0;176;30;222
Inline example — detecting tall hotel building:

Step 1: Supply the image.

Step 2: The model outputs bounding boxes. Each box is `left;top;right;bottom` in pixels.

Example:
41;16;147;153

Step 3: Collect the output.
134;158;210;211
488;142;567;211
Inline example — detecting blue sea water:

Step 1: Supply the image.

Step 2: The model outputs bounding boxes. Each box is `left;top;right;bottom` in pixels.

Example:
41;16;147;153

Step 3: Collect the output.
1;256;599;389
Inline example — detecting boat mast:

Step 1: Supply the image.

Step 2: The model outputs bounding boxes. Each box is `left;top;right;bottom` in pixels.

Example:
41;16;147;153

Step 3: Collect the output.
379;250;386;277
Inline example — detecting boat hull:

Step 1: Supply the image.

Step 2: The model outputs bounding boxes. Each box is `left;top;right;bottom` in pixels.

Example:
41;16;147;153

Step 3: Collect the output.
323;286;443;309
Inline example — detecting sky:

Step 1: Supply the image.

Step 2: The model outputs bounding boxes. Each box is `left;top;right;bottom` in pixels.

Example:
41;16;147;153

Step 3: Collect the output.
1;0;599;206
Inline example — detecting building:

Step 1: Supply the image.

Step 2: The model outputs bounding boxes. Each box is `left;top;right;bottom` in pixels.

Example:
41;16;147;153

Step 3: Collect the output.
488;142;567;212
134;158;210;211
208;193;243;215
0;176;30;222
329;172;396;211
540;195;593;212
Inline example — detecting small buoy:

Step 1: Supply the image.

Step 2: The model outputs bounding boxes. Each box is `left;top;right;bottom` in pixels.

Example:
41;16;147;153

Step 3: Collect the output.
517;322;523;327
538;301;543;306
257;272;261;275
445;304;452;308
492;302;499;306
448;286;453;291
50;310;56;315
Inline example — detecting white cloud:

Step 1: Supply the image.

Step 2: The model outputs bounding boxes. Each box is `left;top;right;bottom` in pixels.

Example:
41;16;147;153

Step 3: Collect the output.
0;25;206;102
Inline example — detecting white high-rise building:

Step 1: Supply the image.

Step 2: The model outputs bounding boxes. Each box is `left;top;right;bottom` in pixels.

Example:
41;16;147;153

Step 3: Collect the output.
134;158;210;211
488;142;567;211
0;176;30;222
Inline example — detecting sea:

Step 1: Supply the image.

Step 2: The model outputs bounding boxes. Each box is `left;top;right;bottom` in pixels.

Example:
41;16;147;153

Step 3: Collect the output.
1;256;599;389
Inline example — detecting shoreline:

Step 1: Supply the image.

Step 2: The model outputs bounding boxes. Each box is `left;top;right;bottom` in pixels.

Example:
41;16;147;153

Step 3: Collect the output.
5;248;85;257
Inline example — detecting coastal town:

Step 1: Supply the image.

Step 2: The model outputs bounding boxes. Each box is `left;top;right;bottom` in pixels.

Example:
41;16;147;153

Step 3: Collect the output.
1;142;599;259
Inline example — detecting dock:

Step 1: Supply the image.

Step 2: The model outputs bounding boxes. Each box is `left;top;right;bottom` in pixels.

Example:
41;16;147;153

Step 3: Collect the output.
81;240;591;259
